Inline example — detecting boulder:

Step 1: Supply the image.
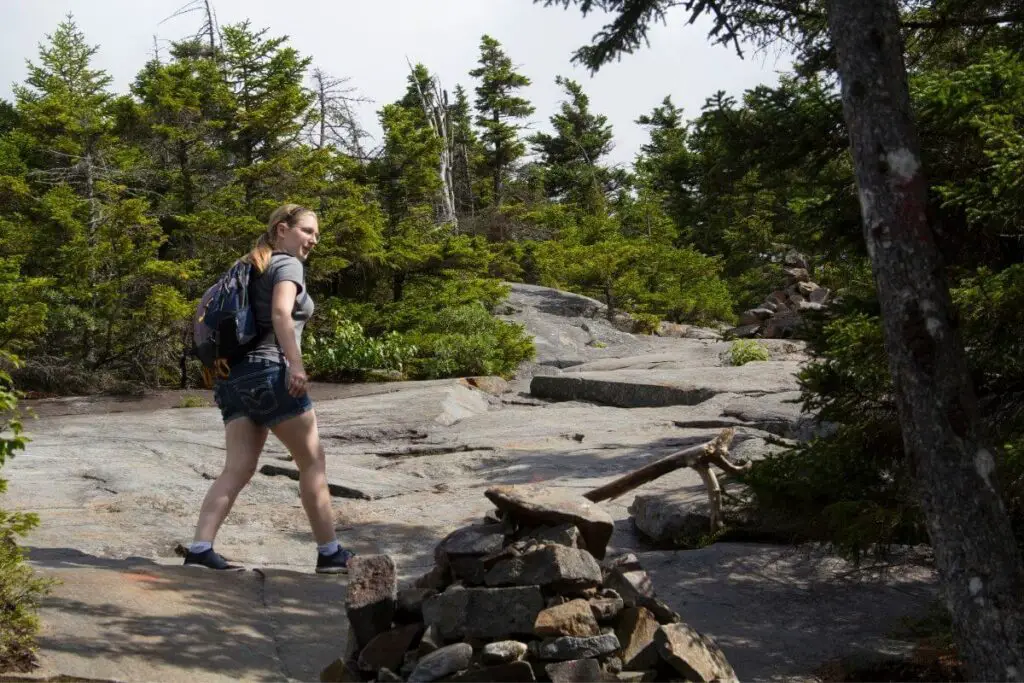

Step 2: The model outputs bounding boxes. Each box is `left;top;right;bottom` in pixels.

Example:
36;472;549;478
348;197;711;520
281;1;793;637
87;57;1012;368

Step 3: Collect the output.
486;544;602;591
345;555;397;649
534;633;621;661
615;607;661;670
629;493;712;543
535;599;601;638
357;623;424;673
422;585;545;640
407;642;473;683
485;486;614;559
655;623;738;683
545;659;604;683
482;640;529;665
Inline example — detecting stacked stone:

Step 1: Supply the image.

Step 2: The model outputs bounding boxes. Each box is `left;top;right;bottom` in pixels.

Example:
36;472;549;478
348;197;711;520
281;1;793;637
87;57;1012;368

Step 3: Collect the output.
322;485;737;683
732;251;831;339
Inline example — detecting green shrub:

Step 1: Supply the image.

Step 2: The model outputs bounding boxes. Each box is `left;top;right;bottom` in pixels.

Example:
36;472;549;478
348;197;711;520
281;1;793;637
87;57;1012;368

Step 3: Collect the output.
728;339;771;366
0;352;53;671
631;313;660;336
403;302;535;379
739;264;1024;561
315;276;535;381
305;312;417;381
175;395;210;408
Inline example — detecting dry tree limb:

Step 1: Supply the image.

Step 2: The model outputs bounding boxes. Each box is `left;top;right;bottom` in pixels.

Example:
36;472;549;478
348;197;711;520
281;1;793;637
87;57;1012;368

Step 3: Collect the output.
584;428;741;503
583;428;751;536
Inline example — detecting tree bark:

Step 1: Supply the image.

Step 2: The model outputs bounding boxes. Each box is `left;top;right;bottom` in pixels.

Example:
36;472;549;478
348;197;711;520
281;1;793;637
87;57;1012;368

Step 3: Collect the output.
825;1;1024;678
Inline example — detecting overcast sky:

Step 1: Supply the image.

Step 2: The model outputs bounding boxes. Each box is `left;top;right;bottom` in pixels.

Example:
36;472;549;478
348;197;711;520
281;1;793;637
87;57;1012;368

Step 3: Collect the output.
1;0;791;167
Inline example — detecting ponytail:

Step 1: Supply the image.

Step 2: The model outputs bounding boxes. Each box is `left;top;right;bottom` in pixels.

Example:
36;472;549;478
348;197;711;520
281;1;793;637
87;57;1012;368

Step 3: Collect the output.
246;203;314;274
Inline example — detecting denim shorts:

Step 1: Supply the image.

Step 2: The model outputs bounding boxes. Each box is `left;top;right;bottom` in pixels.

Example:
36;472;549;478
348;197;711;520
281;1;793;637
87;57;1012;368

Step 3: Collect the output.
212;359;313;428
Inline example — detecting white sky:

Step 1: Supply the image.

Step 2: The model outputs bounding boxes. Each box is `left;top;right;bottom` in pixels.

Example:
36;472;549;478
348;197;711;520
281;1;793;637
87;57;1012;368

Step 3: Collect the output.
1;0;792;167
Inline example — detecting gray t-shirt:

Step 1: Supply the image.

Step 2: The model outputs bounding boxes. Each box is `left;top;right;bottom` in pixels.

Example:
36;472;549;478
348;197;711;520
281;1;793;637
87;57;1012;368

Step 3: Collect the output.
247;252;314;363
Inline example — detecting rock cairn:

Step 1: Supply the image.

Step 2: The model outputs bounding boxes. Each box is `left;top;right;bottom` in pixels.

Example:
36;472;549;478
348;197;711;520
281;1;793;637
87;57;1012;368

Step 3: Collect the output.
322;485;737;683
731;251;831;339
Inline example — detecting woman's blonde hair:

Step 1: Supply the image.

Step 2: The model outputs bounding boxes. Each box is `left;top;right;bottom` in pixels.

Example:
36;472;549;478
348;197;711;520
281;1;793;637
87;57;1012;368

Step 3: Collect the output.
247;203;315;273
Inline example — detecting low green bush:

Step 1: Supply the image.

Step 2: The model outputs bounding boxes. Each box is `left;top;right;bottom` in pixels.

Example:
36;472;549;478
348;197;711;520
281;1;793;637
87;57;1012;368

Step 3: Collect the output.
728;339;770;366
0;352;53;671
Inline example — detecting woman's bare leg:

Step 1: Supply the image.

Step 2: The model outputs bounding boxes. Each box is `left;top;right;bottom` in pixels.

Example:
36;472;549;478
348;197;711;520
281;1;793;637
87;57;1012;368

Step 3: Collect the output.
193;417;268;543
270;409;336;544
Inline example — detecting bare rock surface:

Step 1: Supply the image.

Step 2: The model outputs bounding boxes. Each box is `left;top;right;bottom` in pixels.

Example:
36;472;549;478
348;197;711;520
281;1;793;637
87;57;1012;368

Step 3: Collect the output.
7;283;938;682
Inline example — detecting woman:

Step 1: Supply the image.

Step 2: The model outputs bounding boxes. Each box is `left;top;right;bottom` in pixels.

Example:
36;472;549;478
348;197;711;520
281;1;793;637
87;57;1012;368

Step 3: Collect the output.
184;204;354;573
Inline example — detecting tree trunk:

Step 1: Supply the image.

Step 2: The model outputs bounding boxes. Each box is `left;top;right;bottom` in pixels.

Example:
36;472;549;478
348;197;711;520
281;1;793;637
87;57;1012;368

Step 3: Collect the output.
826;0;1024;678
492;111;503;208
203;0;217;52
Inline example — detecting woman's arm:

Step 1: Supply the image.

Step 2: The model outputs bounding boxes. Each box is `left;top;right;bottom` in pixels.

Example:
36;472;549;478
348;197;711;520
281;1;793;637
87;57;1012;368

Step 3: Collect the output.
270;280;308;396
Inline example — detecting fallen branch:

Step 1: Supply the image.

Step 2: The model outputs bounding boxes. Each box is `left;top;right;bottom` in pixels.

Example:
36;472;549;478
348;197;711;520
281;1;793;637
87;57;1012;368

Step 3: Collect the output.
583;428;749;533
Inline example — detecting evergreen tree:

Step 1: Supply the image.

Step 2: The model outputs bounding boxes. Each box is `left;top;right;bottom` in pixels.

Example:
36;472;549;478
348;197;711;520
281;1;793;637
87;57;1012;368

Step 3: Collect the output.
220;21;314;206
9;17;189;379
530;76;627;213
634;96;697;232
449;85;482;219
469;35;534;209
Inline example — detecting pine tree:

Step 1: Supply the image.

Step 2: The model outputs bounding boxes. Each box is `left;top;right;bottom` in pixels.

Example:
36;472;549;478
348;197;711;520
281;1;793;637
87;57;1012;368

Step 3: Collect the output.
634;96;697;234
530;76;626;213
469;35;534;210
10;16;189;379
449;85;482;220
220;21;314;206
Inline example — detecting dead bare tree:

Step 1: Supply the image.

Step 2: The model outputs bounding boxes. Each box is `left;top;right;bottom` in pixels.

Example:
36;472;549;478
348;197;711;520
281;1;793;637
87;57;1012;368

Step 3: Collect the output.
407;60;458;230
161;0;219;52
308;68;372;160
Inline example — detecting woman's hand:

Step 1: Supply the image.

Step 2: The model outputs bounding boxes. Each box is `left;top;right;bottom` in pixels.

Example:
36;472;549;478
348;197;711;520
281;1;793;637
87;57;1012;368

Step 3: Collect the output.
287;367;309;397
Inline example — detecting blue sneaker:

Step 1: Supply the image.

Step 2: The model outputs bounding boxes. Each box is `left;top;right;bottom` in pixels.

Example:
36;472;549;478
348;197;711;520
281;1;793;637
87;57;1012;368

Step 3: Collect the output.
316;547;354;574
183;548;244;571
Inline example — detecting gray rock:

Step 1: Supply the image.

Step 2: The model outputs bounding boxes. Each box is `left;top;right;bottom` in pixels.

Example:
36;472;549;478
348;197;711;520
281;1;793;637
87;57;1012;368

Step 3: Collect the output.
422;585;545;640
784;267;810;284
396;587;437;623
629;493;712;543
345;555;397;649
589;595;624;623
435;523;506;585
727;323;762;338
377;668;402;682
604;562;656;608
447;661;536;682
485;485;614;559
486;544;602;591
763;312;803;338
407;642;473;683
534;599;601;638
482;640;529;665
615;607;661;670
535;633;621;661
525;523;582;549
417;623;443;657
798;300;826;313
357;623;424;673
531;363;802;409
655;322;689;338
655;623;738;683
320;657;361;682
545;659;603;682
810;286;831;304
797;281;819;297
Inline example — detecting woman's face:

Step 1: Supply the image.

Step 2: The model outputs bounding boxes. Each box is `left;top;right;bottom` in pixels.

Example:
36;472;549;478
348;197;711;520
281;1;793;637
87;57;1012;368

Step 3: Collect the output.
276;213;320;261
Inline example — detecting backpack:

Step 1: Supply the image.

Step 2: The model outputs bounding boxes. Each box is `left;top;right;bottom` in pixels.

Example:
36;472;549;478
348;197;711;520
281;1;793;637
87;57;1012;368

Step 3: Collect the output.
192;259;263;377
